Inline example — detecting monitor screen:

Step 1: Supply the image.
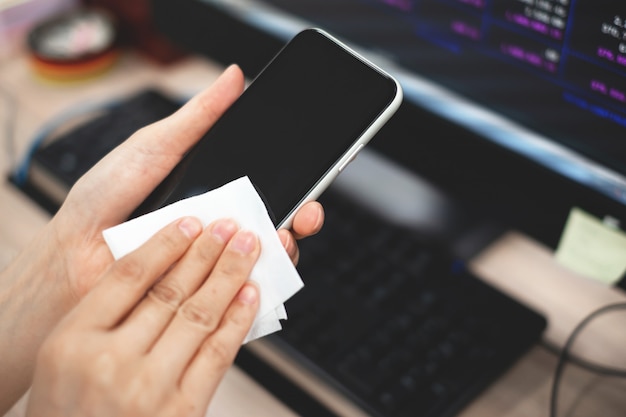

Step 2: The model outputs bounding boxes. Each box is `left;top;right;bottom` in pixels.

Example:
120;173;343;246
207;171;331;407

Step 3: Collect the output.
152;0;626;248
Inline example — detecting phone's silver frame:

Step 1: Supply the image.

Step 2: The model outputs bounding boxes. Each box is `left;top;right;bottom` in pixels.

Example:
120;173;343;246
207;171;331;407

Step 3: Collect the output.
276;28;404;230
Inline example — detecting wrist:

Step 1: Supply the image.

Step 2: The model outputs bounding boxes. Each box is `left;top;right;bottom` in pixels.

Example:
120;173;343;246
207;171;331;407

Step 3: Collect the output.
2;223;75;308
0;224;75;413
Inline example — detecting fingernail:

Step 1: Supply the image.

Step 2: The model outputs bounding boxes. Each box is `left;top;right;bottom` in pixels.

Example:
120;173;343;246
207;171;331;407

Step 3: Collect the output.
314;204;325;228
211;219;238;242
306;203;324;233
218;64;239;81
225;63;240;74
178;217;202;238
238;283;258;305
231;230;257;254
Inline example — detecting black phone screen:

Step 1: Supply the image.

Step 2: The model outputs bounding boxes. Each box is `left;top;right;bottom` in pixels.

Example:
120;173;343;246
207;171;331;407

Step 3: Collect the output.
137;29;399;226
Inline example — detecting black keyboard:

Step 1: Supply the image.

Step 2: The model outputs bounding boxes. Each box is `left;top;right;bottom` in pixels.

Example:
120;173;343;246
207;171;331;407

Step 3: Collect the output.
16;89;182;213
264;189;547;417
33;89;181;189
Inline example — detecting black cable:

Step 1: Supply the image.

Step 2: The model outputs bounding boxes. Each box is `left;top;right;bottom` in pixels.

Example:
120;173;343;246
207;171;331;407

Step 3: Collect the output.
542;340;626;378
549;302;626;417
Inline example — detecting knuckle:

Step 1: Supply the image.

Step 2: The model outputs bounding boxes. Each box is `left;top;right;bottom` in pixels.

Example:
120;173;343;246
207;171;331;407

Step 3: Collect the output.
89;351;118;387
179;301;219;331
123;374;160;415
224;305;254;330
111;257;145;283
154;229;183;252
200;338;234;371
193;239;220;264
215;260;251;284
132;125;149;137
149;281;186;310
196;93;222;125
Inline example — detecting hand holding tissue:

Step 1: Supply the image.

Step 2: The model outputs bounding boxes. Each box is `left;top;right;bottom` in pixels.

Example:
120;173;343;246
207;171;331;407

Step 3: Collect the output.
102;176;304;343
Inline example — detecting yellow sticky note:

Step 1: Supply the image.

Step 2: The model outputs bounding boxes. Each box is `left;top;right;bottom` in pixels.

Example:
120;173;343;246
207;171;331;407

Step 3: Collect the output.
555;207;626;285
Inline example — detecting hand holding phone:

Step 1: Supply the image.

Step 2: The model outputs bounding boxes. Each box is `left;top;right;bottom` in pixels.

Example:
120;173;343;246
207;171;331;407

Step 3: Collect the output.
136;28;403;228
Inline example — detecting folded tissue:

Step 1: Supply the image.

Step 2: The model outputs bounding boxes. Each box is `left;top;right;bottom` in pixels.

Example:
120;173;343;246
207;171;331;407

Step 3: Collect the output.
102;176;304;343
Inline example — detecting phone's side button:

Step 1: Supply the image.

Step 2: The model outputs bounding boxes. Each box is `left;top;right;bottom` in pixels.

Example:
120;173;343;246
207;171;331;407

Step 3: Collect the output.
338;144;365;173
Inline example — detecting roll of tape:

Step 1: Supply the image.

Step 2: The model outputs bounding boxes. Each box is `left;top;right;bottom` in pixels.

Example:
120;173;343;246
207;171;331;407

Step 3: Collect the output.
27;8;119;82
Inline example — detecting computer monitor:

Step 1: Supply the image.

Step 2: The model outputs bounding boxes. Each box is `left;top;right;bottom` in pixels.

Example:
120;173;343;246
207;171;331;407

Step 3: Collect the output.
151;0;626;258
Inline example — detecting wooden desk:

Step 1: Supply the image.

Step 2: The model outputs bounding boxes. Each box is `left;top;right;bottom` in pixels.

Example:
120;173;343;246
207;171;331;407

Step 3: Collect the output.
1;49;625;417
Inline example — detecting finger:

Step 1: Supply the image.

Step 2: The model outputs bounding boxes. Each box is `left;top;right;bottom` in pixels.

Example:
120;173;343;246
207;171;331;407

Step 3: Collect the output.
148;230;259;380
67;217;203;330
115;219;239;352
291;201;324;240
128;64;245;157
278;229;299;265
67;65;245;224
180;282;259;401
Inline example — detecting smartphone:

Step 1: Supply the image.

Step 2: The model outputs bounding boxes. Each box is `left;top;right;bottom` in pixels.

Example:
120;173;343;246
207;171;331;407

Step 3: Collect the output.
135;28;403;229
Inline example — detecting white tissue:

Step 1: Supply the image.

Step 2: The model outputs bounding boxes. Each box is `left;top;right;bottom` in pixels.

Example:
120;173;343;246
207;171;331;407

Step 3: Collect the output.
102;176;304;343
